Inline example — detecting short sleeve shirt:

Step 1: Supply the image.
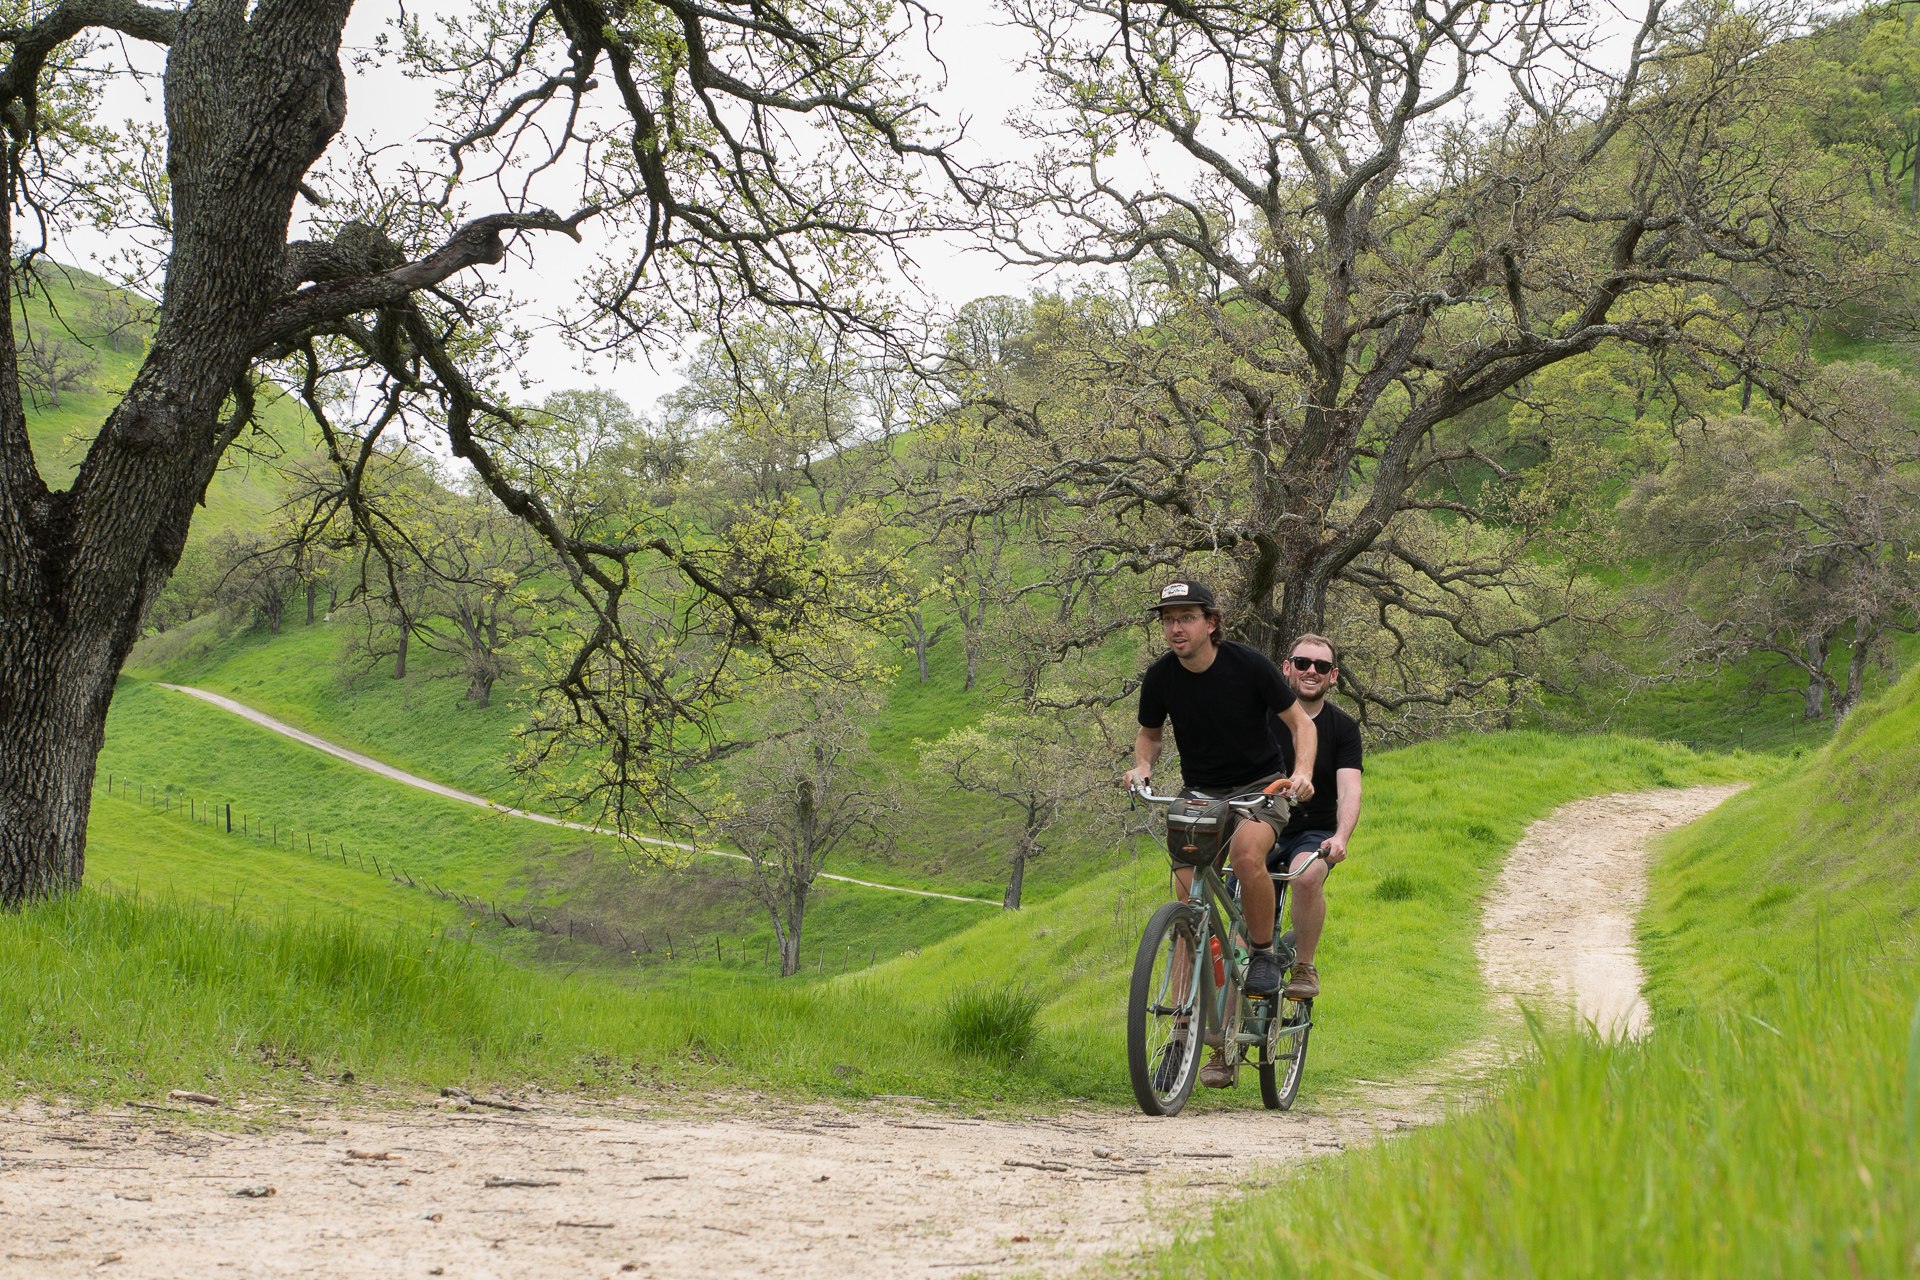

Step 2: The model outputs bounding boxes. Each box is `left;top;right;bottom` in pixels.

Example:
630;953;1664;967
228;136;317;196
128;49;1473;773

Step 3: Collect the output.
1276;700;1364;836
1138;641;1298;788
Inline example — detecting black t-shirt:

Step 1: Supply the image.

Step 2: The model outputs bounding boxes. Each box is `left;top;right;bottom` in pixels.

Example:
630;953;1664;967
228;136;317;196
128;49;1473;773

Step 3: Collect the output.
1138;641;1297;788
1276;699;1364;835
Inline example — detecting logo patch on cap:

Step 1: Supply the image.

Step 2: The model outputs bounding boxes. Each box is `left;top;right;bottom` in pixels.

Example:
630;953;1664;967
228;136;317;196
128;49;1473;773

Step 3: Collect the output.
1160;583;1190;599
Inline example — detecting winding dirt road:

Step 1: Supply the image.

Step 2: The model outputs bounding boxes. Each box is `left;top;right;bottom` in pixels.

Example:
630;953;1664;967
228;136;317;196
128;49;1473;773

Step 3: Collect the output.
2;785;1741;1279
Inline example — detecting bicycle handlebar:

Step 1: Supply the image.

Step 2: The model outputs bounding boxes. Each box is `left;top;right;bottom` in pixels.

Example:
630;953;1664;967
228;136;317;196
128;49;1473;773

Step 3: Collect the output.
1129;783;1327;880
1129;783;1278;811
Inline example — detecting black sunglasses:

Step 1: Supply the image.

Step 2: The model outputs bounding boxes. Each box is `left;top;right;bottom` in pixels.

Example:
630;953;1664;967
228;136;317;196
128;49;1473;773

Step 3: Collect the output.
1288;656;1335;675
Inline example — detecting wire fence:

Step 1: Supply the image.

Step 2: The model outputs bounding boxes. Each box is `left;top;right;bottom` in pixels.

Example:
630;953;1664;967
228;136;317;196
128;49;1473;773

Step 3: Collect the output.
93;771;898;976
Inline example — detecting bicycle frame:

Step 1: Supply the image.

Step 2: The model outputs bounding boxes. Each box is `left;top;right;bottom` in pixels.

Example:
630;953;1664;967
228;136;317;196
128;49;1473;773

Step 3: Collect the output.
1146;787;1319;1056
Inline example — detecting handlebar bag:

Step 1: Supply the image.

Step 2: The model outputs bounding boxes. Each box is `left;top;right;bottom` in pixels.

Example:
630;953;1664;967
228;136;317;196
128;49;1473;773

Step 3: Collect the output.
1165;795;1234;868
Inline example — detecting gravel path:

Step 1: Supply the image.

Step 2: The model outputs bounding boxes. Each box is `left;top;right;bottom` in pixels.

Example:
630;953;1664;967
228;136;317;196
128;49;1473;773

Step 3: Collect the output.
3;785;1742;1278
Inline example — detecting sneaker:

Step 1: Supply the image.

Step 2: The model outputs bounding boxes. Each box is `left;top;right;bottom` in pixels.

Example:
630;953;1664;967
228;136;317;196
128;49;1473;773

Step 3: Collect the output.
1284;962;1320;1000
1152;1033;1188;1092
1199;1048;1235;1088
1243;950;1284;996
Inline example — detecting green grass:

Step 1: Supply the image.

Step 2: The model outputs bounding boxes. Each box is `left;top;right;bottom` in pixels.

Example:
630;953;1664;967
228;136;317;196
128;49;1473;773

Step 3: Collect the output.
40;711;1771;1113
122;597;1117;906
0;888;1075;1108
1163;955;1920;1279
1539;631;1920;757
1640;661;1920;1017
89;673;1000;981
1158;665;1920;1278
96;675;589;906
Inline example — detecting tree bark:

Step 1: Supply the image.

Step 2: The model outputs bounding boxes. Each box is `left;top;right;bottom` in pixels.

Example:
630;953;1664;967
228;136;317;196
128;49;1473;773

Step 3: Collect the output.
1803;633;1829;721
1003;844;1027;910
0;3;354;905
1837;621;1873;721
305;579;316;625
394;626;409;680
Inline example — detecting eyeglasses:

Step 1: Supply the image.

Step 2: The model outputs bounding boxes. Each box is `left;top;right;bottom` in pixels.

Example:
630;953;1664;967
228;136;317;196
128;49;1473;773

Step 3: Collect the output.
1287;656;1335;675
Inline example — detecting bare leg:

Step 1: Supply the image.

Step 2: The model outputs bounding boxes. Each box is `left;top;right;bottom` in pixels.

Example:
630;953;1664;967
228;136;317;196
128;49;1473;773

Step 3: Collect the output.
1166;865;1196;1009
1229;822;1278;946
1287;851;1332;964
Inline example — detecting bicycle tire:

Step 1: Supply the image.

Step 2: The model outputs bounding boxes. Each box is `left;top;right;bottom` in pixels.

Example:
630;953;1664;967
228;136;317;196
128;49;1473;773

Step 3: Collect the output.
1128;901;1207;1116
1260;996;1311;1110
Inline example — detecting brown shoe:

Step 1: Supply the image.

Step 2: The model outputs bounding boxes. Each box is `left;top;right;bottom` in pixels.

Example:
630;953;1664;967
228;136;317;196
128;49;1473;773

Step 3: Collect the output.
1283;962;1319;1000
1199;1048;1235;1088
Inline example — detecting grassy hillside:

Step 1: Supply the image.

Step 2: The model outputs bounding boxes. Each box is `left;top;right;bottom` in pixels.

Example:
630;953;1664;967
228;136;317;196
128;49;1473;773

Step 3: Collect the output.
1167;665;1920;1278
122;598;1121;907
16;262;309;531
872;732;1766;1105
1640;660;1920;1015
38;718;1769;1113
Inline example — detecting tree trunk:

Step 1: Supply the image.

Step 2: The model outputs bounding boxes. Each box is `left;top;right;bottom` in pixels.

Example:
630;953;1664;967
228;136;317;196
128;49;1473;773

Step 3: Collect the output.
905;607;932;682
0;605;121;903
305;579;316;625
394;625;409;680
1803;633;1829;721
1836;622;1873;721
779;893;807;977
0;5;353;905
1003;844;1028;910
466;671;494;708
963;597;985;692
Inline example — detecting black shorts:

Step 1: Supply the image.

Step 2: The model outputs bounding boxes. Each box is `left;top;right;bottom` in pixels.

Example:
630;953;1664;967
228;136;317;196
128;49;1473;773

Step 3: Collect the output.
1268;828;1335;874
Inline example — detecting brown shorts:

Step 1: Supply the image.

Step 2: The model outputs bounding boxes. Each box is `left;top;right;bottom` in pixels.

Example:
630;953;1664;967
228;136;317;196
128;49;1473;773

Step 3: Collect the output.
1186;772;1291;845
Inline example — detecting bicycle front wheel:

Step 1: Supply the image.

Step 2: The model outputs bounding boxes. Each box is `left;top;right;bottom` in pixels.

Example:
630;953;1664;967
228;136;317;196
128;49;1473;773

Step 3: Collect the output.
1128;901;1207;1116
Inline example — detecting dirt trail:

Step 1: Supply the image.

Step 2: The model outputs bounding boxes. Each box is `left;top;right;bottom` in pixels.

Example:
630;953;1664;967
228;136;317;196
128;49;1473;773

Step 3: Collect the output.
3;785;1741;1279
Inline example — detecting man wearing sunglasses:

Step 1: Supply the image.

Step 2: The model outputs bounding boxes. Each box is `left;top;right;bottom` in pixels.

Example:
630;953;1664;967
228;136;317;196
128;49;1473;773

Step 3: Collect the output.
1269;634;1364;1000
1124;580;1318;1011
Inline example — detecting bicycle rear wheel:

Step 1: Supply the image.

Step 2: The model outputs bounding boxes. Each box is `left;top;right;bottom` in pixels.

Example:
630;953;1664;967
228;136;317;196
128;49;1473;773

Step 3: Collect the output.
1128;901;1207;1116
1259;995;1311;1110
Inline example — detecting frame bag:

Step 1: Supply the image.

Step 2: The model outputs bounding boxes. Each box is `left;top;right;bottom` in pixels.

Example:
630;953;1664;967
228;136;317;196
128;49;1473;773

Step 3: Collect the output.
1165;795;1234;868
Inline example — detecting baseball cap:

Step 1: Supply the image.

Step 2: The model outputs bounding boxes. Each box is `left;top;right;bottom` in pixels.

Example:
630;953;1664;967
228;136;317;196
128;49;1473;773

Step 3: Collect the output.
1150;579;1217;612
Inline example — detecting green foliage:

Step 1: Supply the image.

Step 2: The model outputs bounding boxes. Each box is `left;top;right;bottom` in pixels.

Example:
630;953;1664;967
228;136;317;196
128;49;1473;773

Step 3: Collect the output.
941;985;1045;1063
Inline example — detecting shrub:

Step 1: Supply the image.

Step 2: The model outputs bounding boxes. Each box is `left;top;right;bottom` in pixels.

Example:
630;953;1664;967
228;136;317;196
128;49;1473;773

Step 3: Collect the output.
941;984;1044;1062
1373;869;1419;902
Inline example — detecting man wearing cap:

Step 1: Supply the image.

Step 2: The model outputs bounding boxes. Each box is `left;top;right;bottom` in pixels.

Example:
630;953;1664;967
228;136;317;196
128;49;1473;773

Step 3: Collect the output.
1123;579;1317;1028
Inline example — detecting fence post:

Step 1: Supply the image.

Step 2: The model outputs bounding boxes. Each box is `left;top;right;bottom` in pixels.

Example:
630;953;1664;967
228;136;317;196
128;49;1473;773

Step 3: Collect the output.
225;804;231;833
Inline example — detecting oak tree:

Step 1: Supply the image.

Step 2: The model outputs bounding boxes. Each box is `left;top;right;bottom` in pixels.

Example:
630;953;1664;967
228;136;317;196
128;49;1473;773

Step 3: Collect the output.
927;0;1897;733
0;0;958;904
